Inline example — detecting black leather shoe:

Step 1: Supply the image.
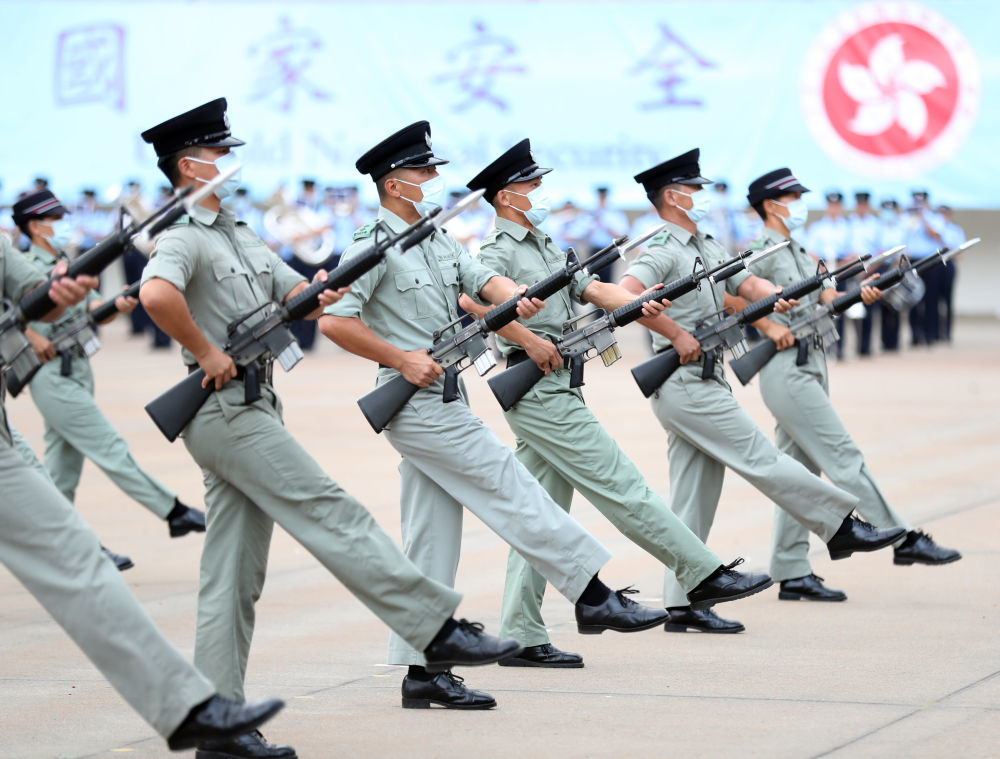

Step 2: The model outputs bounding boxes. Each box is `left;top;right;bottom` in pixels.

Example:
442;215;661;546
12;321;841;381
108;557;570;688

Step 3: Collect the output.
401;671;496;709
778;574;847;602
169;503;207;538
827;515;907;560
497;643;583;668
423;619;522;673
893;530;962;565
664;607;745;633
101;546;134;572
166;695;284;751
686;557;774;610
576;586;669;634
196;731;296;759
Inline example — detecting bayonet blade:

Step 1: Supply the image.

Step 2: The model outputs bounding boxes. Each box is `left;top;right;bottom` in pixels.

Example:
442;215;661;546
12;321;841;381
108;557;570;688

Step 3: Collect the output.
432;189;486;230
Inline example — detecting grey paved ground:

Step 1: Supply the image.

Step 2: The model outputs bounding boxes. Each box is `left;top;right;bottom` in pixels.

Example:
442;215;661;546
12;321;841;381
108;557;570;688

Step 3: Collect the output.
2;317;997;759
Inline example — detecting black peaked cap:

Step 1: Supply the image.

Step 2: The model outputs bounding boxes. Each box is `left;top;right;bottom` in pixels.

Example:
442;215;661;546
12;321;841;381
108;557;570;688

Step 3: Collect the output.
12;190;68;226
141;98;245;158
634;148;712;196
467;139;552;202
356;121;449;181
747;168;810;206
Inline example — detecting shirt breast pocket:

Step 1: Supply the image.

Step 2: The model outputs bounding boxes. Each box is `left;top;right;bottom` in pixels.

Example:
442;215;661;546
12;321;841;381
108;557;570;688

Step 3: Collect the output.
394;268;438;319
241;243;274;297
212;259;242;302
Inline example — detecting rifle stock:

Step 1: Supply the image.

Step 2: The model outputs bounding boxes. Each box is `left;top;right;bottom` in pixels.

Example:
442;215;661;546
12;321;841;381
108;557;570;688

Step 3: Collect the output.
144;370;213;442
728;339;779;386
487;358;546;412
357;373;423;433
630;349;682;398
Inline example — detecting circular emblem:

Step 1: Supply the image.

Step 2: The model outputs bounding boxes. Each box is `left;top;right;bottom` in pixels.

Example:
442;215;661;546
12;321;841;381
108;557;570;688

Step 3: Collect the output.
801;3;979;177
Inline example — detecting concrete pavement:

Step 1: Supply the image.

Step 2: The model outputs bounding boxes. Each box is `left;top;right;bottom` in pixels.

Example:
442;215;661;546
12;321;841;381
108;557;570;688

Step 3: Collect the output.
1;317;997;759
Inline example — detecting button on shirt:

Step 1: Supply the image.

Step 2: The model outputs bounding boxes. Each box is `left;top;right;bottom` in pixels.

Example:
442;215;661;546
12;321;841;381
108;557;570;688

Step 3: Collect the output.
624;221;749;354
476;216;596;356
323;207;497;352
142;204;305;367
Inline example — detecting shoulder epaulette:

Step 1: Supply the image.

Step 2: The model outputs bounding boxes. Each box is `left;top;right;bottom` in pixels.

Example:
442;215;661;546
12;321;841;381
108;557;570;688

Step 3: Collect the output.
353;220;379;241
647;231;671;247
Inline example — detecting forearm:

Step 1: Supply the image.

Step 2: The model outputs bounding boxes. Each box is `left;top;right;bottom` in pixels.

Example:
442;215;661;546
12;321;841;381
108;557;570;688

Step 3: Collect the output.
736;275;780;302
139;279;214;359
478;275;519;305
318;314;409;369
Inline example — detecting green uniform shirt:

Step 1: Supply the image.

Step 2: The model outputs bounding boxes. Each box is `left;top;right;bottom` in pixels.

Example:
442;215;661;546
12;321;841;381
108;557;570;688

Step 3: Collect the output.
142;204;304;366
746;228;824;329
624;220;749;354
324;207;497;351
22;244;100;340
477;217;596;356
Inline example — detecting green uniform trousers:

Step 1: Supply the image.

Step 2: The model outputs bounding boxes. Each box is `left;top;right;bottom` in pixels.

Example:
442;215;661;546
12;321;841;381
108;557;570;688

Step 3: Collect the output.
650;362;859;607
29;356;175;517
759;347;909;581
0;434;216;737
9;423;48;478
381;371;612;666
499;369;721;646
181;380;462;700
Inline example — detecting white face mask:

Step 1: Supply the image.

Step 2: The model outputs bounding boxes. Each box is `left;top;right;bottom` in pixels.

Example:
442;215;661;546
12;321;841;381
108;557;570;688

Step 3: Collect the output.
771;198;809;231
672;187;711;223
395;175;445;215
41;218;74;250
186;151;242;200
505;185;551;227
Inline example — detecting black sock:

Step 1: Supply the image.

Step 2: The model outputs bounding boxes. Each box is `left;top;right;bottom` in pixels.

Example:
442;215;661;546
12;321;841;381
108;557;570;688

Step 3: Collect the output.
407;665;434;682
578;575;611;606
426;617;459;649
166;500;187;521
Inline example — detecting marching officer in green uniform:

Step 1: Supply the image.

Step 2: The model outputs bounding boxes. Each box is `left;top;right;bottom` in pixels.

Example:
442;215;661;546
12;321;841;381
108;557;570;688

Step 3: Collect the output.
11;190;206;572
139;100;521;759
459;140;773;666
744;168;961;602
1;233;285;752
619;149;906;634
320;122;670;711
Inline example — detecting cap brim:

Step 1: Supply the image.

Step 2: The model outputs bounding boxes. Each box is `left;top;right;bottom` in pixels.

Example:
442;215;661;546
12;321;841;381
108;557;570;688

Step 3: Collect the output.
402;156;449;168
510;166;552;184
679;174;713;186
788;182;810;194
201;135;246;148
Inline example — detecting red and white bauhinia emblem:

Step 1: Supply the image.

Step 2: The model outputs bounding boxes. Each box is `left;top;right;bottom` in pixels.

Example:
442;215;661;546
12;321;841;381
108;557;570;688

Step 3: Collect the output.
801;3;979;178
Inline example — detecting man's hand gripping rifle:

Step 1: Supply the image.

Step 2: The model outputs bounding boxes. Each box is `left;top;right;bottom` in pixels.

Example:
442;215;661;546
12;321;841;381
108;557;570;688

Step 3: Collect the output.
1;166;237;395
630;248;895;398
356;226;664;433
729;239;980;385
145;189;488;442
486;239;788;411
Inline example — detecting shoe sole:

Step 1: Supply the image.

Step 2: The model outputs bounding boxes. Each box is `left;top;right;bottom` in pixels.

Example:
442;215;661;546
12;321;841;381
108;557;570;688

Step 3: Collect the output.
116;560;135;572
829;527;907;560
777;591;847;602
893;553;962;566
663;622;745;634
170;526;206;538
688;577;775;610
169;701;286;751
424;643;524;673
497;658;584;668
196;751;298;759
577;613;669;635
401;697;497;710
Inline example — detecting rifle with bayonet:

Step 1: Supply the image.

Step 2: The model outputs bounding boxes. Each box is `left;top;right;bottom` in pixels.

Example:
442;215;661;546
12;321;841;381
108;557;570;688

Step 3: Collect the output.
630;248;897;398
356;224;667;433
729;239;980;385
1;165;238;396
486;240;789;412
144;189;487;442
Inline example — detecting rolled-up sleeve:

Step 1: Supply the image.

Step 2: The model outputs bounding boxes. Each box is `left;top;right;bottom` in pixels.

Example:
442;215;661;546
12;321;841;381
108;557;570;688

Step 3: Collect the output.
143;232;196;293
322;239;385;319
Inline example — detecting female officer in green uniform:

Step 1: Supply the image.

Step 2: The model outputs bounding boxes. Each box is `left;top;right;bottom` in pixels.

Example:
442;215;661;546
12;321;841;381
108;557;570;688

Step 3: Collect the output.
12;190;205;571
744;168;961;603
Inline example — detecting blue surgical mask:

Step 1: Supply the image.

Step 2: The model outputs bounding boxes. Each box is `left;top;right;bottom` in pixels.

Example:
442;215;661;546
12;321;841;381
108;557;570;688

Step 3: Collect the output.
772;198;809;231
396;175;446;216
44;218;74;250
506;186;551;227
187;151;243;200
673;188;711;223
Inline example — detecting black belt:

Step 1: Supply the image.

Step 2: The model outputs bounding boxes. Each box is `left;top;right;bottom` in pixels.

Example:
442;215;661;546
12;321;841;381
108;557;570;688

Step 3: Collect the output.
187;361;273;380
505;350;529;369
